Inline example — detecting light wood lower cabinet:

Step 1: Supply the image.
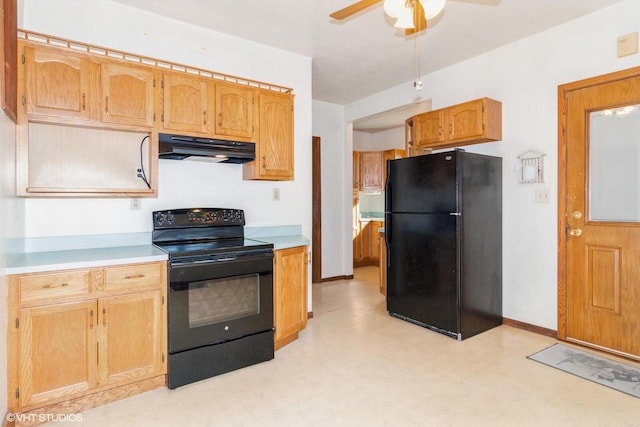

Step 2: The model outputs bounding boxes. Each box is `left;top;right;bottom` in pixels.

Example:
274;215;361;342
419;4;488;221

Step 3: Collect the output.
354;220;383;267
18;300;98;409
274;246;308;350
7;261;167;416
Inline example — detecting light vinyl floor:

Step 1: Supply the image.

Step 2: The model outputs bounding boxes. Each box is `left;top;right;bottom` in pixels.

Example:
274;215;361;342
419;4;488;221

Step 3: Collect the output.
44;266;640;426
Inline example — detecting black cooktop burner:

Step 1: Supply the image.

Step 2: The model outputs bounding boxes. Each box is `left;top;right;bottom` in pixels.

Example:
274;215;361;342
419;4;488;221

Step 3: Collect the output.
156;238;272;258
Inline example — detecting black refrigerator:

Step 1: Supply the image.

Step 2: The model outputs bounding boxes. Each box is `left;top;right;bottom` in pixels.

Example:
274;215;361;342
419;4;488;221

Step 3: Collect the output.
384;150;502;340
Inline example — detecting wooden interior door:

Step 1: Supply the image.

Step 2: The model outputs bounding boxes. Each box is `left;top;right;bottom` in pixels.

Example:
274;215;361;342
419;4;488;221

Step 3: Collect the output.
559;67;640;360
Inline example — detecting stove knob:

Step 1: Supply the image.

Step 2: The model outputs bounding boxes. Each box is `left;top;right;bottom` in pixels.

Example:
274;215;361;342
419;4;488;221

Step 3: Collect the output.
154;213;166;226
166;213;175;224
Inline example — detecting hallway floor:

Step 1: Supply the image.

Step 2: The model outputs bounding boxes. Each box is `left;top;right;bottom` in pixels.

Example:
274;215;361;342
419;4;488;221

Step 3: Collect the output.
44;266;639;426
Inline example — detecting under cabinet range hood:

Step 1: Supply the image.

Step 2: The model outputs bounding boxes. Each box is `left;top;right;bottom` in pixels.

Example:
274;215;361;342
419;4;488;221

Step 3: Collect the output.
158;133;255;163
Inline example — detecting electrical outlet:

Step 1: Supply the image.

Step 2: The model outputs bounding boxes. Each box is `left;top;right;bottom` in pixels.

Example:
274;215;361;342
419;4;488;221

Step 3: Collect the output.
272;188;280;201
130;197;141;210
535;188;551;203
135;167;143;179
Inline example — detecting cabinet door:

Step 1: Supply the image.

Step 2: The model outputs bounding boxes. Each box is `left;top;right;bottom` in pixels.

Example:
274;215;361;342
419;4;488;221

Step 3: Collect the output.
98;290;164;387
447;99;484;141
414;110;444;148
274;246;308;349
361;221;371;260
370;221;382;263
162;72;211;134
353;195;362;263
382;149;405;186
23;45;91;121
101;62;155;127
353;151;361;191
360;151;383;191
252;91;294;180
19;300;97;409
215;83;256;139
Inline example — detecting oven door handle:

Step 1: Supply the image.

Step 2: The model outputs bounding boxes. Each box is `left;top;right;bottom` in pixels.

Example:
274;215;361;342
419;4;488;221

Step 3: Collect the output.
171;257;237;267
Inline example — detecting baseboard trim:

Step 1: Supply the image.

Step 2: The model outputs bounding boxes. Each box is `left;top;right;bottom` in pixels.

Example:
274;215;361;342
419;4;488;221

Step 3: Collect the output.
502;317;557;338
320;275;354;282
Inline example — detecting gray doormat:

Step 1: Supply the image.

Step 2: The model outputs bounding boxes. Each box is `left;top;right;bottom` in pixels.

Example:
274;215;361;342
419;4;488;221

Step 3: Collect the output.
528;344;640;398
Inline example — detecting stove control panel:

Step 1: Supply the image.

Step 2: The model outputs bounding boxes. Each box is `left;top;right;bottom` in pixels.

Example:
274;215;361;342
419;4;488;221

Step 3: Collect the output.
153;208;245;228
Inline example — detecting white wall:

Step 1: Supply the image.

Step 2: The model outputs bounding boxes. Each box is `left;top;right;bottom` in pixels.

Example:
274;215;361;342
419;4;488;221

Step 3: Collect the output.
319;0;640;330
21;0;312;240
312;100;349;280
353;127;405;151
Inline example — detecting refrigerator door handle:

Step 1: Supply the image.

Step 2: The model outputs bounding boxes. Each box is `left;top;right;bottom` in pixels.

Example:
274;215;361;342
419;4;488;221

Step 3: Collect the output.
385;213;391;248
449;212;462;216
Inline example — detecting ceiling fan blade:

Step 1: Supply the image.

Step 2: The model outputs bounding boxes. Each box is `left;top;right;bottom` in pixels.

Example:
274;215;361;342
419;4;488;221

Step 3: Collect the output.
405;1;427;36
329;0;382;20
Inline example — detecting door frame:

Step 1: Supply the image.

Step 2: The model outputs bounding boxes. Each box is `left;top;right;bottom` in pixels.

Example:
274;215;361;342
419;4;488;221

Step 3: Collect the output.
312;136;322;283
557;65;640;340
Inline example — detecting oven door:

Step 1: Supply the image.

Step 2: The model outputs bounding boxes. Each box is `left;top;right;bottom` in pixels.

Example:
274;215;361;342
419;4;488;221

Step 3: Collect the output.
168;250;273;354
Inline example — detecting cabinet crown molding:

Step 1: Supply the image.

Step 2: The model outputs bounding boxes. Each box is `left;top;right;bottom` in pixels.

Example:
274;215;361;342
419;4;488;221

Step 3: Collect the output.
18;29;293;96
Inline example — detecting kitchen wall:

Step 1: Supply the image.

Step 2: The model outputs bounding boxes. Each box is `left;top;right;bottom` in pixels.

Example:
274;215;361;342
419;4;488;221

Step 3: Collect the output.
314;0;640;330
0;111;24;418
353;127;405;151
22;0;312;237
312;100;348;280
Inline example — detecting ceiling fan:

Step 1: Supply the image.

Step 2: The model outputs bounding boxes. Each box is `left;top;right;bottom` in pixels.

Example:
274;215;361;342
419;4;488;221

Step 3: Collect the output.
330;0;446;35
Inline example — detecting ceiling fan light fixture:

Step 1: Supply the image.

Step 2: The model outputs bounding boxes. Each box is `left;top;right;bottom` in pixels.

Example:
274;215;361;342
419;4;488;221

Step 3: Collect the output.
418;0;446;20
383;0;406;19
394;6;415;29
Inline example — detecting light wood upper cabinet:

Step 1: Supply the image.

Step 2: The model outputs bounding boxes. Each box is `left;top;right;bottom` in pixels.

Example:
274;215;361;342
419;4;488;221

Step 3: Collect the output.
161;72;211;134
215;83;256;140
100;62;156;128
18;300;98;409
382;148;405;188
414;110;444;149
353;151;361;191
244;91;294;180
274;245;308;350
23;44;91;121
410;98;502;151
360;151;384;192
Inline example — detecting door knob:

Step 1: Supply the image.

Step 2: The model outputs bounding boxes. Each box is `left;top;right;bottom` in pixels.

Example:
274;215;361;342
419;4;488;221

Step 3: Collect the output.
569;228;582;236
572;211;583;219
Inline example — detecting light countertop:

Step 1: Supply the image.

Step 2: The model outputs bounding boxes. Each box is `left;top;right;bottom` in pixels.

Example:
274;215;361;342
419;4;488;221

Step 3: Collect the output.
5;226;309;275
5;245;168;275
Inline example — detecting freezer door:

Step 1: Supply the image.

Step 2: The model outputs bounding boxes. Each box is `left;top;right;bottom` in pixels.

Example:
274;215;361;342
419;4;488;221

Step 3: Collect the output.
386;152;457;214
386;212;458;335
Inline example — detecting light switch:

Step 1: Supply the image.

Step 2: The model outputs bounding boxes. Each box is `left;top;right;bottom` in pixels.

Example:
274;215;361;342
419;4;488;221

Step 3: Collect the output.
617;32;638;58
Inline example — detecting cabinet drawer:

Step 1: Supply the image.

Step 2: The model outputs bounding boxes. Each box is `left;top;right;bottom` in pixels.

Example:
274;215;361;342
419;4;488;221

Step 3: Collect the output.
104;262;162;292
19;269;91;304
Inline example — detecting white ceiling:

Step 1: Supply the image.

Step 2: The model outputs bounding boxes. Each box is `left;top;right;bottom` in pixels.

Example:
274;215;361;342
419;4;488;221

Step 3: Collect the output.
110;0;622;129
